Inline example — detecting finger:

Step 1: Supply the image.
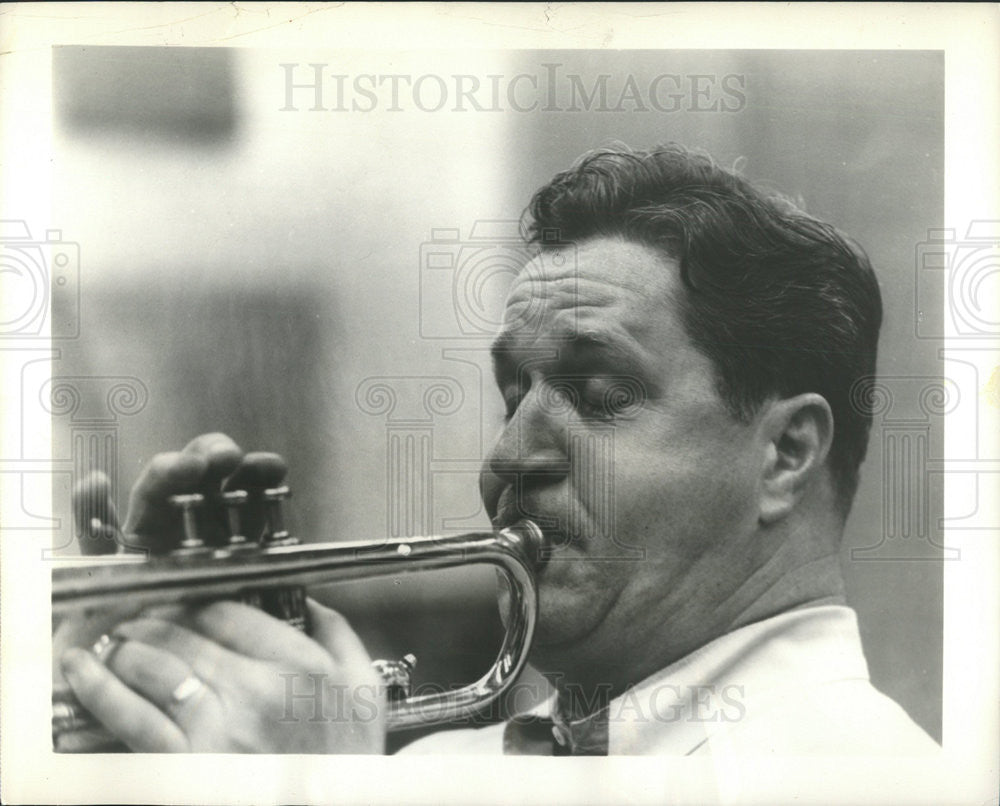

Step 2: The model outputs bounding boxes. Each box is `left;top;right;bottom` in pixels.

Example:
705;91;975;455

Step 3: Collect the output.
307;601;385;733
185;600;332;669
224;451;288;490
306;599;376;673
72;471;122;555
52;607;141;684
181;433;244;484
224;452;288;540
123;451;209;553
60;647;188;752
112;616;249;684
123;434;245;552
179;434;247;546
106;639;216;734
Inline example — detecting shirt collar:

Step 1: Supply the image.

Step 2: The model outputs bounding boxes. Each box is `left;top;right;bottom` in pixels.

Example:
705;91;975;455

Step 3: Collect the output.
503;605;870;755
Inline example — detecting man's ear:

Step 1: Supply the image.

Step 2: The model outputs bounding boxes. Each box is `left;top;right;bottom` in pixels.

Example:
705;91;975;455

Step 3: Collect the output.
758;393;834;524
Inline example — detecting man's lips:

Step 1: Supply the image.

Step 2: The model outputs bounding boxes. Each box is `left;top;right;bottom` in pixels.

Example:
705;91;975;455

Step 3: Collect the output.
490;487;547;530
490;489;575;553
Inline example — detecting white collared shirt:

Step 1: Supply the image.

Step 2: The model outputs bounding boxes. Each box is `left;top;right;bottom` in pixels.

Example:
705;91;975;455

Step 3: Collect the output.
400;605;938;756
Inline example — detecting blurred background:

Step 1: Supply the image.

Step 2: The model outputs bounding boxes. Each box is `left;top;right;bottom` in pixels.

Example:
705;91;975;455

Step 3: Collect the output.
49;48;944;747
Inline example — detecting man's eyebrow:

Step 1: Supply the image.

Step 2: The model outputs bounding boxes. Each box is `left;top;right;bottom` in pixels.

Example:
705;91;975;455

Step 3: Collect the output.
490;331;644;376
562;333;647;371
490;332;516;366
569;332;628;356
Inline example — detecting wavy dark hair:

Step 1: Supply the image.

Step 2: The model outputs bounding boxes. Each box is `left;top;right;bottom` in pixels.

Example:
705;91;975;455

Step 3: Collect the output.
522;144;882;511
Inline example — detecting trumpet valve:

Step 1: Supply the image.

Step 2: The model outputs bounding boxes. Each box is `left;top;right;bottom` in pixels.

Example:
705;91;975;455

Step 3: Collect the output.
372;653;417;701
169;493;209;553
220;489;250;546
262;486;296;546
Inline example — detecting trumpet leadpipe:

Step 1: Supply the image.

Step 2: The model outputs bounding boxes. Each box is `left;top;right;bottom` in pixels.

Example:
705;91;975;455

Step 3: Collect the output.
53;522;543;615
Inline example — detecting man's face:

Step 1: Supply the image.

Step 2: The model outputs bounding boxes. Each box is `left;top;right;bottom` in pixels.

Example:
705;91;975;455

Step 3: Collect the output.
480;237;767;672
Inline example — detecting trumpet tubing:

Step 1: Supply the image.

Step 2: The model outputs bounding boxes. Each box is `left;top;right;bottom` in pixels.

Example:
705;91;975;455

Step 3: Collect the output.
52;516;545;751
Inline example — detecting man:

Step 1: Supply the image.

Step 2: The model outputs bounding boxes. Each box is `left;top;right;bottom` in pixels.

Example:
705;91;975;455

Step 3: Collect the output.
60;144;937;756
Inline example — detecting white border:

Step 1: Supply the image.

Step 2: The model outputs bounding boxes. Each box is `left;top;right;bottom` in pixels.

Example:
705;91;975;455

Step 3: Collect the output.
1;3;997;804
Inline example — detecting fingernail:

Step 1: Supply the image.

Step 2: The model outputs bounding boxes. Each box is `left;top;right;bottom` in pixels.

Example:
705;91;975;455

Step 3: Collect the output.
61;648;87;679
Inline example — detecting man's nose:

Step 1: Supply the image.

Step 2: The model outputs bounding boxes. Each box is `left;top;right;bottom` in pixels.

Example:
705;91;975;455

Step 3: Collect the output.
484;383;572;486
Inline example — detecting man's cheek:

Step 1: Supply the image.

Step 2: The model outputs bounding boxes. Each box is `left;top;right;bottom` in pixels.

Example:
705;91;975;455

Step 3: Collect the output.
632;453;750;538
533;577;607;642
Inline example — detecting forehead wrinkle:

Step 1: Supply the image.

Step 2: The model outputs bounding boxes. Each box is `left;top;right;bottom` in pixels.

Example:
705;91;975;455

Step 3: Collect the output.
502;292;674;359
498;237;690;376
506;272;655;310
504;278;667;346
496;317;661;381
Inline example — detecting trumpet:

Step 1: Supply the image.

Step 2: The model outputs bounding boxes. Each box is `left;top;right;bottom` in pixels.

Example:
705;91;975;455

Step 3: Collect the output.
52;485;546;752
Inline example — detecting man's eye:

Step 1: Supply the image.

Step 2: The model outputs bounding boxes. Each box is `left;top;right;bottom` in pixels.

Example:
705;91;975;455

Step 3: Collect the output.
499;376;646;422
536;378;612;420
578;377;646;420
577;381;613;420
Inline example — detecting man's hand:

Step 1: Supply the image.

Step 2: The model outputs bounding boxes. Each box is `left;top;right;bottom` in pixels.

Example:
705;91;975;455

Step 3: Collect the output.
60;600;386;753
122;431;289;554
59;433;387;753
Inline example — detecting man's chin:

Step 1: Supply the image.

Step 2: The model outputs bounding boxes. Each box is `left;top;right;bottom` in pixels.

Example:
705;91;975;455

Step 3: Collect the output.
497;583;605;652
